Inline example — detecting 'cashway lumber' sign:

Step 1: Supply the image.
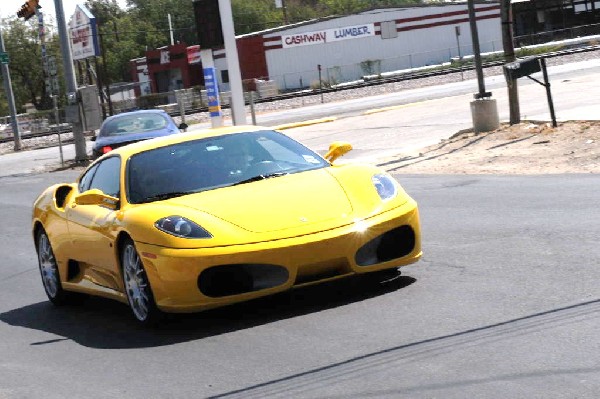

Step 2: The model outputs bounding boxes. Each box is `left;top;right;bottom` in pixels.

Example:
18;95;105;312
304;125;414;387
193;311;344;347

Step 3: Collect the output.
281;23;375;48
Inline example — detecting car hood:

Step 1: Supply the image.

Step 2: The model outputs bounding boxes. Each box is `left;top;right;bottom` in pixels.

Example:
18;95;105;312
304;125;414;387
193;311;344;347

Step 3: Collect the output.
167;168;354;234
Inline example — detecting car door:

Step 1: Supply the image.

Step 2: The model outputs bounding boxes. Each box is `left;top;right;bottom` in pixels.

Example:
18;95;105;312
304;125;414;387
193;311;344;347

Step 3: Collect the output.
66;156;122;291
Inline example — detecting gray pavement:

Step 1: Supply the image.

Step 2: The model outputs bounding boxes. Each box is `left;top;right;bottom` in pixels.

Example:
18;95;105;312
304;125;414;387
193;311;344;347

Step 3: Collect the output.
2;172;600;398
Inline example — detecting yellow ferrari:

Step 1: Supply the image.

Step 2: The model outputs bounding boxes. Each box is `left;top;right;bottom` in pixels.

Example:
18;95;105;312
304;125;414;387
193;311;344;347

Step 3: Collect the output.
32;125;421;324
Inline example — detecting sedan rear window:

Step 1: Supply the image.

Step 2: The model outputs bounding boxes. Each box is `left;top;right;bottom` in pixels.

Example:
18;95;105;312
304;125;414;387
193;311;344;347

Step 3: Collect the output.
101;114;169;136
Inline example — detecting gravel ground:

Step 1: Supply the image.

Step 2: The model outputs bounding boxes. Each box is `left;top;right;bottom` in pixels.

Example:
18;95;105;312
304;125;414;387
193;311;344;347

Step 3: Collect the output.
382;121;600;174
1;48;598;157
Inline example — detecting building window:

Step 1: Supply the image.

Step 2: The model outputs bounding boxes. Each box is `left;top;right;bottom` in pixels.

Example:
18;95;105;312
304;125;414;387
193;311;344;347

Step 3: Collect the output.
221;70;229;84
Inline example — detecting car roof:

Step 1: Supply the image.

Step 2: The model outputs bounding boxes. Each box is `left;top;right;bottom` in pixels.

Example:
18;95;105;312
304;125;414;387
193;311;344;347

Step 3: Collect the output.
102;109;170;123
97;125;271;161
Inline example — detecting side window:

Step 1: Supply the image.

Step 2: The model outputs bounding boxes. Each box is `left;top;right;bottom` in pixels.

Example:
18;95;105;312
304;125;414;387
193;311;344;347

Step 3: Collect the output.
89;156;121;197
257;136;309;165
78;164;99;193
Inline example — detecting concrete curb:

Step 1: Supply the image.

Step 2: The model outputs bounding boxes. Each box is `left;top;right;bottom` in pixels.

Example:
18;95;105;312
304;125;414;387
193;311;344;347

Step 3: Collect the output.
274;117;338;131
362;102;419;115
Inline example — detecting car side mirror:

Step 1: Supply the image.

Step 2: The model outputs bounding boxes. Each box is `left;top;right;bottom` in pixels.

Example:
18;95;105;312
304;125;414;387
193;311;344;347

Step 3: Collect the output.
324;141;353;163
91;136;97;141
179;122;188;131
75;189;119;210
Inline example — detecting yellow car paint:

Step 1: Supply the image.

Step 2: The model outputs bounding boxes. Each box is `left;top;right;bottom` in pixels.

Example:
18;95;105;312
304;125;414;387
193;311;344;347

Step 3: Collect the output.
32;125;422;319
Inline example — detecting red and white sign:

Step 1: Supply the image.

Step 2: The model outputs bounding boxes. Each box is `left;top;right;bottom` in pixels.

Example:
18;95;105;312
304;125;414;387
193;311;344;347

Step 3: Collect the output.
160;50;170;64
187;45;201;64
69;5;100;60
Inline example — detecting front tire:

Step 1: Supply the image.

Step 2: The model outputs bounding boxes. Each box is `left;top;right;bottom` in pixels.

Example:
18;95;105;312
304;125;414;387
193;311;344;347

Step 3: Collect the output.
36;229;78;305
121;238;163;325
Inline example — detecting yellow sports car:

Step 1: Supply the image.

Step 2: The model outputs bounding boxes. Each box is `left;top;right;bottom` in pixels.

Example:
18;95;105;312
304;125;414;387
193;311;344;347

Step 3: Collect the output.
32;125;421;324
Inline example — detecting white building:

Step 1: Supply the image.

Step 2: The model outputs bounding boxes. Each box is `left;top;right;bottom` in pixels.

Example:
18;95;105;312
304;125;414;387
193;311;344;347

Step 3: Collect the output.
214;3;502;92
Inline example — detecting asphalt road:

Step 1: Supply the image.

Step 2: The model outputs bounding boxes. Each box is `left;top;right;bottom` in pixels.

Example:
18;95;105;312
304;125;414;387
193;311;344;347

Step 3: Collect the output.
1;171;599;398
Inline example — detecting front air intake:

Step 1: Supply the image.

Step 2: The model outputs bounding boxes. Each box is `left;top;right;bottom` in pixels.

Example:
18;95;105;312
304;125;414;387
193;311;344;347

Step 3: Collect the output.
198;264;289;297
355;225;416;266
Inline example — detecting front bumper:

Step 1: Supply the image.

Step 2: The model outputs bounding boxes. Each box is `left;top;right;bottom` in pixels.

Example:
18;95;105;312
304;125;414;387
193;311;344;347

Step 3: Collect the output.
136;199;421;313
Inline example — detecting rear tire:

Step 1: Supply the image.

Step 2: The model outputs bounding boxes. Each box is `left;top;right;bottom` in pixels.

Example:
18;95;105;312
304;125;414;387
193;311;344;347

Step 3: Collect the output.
121;238;163;325
36;229;79;305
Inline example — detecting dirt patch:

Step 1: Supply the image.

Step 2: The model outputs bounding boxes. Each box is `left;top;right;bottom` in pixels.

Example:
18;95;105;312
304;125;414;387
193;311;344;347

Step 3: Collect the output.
381;121;600;174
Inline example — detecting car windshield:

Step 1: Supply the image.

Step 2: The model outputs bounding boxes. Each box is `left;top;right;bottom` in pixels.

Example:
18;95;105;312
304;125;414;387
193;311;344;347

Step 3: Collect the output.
101;113;169;137
126;130;329;204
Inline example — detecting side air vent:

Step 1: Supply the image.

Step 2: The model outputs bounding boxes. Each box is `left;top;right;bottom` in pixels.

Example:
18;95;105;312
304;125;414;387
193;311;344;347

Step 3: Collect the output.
55;185;73;208
67;260;81;281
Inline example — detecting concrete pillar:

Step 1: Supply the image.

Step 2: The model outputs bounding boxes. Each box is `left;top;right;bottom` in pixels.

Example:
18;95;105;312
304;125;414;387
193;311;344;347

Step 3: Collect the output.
470;98;500;133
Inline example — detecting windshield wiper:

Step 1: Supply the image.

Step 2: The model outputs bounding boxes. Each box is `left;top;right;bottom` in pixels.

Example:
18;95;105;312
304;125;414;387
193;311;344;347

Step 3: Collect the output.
234;172;288;186
141;191;195;202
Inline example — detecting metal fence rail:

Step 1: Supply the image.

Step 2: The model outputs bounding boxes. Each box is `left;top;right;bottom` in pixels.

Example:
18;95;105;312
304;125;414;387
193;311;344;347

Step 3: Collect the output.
515;23;600;47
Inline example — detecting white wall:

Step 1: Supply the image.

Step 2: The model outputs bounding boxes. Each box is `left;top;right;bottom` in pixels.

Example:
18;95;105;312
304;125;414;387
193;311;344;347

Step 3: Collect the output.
262;5;502;90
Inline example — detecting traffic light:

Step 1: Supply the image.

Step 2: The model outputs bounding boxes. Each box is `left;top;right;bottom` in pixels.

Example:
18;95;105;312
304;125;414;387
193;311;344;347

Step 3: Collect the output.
16;0;40;21
193;0;224;49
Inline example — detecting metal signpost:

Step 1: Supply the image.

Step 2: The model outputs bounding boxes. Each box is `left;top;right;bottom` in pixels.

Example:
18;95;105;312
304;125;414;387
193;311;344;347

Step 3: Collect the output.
0;25;21;151
54;0;87;162
503;57;557;127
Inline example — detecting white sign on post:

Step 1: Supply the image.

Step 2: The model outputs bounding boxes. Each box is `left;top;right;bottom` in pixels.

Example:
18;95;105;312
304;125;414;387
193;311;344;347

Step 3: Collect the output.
69;5;100;60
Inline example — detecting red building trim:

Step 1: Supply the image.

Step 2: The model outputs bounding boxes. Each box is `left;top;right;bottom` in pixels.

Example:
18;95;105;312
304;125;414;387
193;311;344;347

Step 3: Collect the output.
396;13;500;33
392;5;499;25
237;36;269;80
143;43;204;93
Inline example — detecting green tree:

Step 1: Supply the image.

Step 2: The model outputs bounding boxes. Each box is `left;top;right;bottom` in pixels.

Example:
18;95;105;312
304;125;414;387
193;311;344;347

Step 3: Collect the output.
124;0;198;45
87;0;167;83
232;0;281;33
0;17;63;112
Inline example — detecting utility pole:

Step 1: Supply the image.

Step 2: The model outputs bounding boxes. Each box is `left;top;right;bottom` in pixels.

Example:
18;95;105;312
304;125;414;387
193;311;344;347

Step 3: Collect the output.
282;0;289;25
54;0;87;161
0;27;22;151
467;0;499;133
468;1;488;99
168;14;175;45
275;0;289;25
219;0;247;125
501;0;520;125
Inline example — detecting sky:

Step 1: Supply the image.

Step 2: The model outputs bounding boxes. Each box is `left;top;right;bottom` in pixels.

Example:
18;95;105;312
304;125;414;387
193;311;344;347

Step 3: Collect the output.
1;0;128;22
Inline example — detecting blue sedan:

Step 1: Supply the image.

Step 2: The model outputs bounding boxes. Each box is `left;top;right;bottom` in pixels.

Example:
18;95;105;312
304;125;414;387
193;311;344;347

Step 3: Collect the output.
91;109;188;159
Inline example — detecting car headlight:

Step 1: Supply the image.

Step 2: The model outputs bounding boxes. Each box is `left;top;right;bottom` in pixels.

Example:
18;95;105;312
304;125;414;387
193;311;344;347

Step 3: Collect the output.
155;216;212;239
372;173;398;201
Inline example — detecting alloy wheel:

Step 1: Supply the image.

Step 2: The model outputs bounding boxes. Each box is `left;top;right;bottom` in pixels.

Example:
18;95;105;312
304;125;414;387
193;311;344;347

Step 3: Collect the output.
123;243;151;321
38;232;59;298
